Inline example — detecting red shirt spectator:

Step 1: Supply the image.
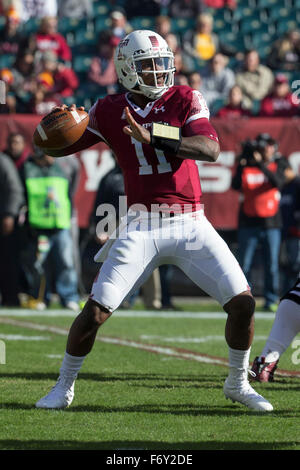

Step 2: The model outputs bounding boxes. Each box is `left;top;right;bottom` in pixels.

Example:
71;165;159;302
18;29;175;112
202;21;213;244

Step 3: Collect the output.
34;16;71;62
53;65;79;97
260;74;299;117
216;85;252;118
203;0;236;8
88;31;118;92
38;51;78;97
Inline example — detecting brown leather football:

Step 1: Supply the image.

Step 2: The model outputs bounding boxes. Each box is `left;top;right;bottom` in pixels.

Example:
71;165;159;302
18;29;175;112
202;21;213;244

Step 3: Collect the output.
33;108;89;150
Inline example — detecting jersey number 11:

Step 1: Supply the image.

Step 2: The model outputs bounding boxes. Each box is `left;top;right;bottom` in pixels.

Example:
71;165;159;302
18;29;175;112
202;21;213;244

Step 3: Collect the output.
131;137;172;175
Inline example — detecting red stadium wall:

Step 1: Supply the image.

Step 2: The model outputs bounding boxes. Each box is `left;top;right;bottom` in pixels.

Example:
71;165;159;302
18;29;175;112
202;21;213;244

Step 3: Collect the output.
1;115;300;229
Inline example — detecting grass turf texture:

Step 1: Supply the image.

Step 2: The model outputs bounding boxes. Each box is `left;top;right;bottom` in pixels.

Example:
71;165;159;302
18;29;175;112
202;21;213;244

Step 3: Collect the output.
0;302;299;451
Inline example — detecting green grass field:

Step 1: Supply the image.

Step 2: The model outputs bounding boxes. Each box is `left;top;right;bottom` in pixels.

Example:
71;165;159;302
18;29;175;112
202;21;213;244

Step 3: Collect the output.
0;301;300;451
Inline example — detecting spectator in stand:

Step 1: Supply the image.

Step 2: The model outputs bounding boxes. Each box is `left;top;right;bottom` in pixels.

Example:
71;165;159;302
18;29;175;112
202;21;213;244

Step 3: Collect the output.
164;32;191;81
0;6;24;55
108;7;132;43
0;68;17;113
28;72;62;114
267;30;300;72
19;0;57;22
31;16;72;63
182;13;237;70
216;85;252;118
280;167;300;293
155;15;172;40
4;132;29;171
259;74;299;118
188;70;202;91
200;52;235;108
168;0;203;18
38;50;79;98
173;49;189;85
9;50;37;111
165;32;180;53
236;49;274;110
88;30;119;95
0;146;25;306
57;0;93;19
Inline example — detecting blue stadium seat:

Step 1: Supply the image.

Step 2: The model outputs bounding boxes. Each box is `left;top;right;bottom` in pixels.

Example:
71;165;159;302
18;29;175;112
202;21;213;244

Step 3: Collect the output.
236;8;262;20
73;55;94;74
239;18;270;35
237;0;257;6
74;29;97;47
210;98;226;116
22;17;40;33
93;1;111;17
256;43;272;60
214;19;236;34
250;31;275;48
219;32;248;52
276;18;298;35
75;83;107;108
251;99;261;116
267;7;293;22
0;54;15;68
94;16;111;33
0;16;6;31
289;71;299;87
129;16;155;30
171;17;195;34
257;0;279;7
62;96;76;107
58;18;90;35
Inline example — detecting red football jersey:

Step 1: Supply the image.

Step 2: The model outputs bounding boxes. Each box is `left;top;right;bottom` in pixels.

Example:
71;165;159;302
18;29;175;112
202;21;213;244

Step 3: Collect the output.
88;85;219;211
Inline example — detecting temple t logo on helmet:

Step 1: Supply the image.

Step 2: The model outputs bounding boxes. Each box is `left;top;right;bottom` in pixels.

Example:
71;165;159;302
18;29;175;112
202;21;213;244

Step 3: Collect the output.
114;30;175;100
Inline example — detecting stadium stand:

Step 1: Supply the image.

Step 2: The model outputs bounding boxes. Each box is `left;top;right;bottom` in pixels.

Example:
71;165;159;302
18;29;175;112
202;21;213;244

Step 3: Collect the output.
0;0;299;115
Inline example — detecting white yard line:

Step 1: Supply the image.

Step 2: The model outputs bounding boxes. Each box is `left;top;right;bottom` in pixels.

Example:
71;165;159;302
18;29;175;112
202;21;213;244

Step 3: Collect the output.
0;309;276;320
0;317;299;378
0;334;49;341
140;335;268;343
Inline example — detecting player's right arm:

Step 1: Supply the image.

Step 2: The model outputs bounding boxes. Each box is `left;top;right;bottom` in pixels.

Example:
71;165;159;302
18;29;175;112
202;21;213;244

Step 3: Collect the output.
44;104;103;157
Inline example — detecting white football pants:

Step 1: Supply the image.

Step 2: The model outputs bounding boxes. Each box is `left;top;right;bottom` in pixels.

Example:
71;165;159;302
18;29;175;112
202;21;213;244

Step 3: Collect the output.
90;210;249;312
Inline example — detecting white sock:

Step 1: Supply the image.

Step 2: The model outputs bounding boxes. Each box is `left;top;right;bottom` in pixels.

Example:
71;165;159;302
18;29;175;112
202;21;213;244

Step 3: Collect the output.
227;347;251;384
59;352;86;379
261;299;300;360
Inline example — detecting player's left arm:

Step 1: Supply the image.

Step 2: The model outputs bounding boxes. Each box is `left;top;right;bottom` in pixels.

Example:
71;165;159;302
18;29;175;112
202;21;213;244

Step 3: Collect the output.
176;120;220;162
123;96;220;163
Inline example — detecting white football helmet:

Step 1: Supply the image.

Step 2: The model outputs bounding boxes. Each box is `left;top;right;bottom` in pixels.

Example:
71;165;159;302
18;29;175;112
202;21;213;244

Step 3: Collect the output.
114;30;175;100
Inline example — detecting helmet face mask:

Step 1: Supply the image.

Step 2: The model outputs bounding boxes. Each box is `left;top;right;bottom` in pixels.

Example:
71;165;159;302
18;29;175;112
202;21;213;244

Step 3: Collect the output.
114;30;175;100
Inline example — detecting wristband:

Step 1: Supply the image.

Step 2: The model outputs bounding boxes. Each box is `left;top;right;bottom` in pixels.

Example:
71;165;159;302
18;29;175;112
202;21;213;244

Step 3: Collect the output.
150;122;182;154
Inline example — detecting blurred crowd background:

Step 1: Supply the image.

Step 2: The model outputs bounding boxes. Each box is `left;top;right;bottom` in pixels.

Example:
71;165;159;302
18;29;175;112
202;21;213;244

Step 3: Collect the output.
0;0;300;312
0;0;300;116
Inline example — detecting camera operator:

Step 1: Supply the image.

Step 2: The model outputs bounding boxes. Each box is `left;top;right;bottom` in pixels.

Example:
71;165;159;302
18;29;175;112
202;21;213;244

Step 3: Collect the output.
232;133;290;311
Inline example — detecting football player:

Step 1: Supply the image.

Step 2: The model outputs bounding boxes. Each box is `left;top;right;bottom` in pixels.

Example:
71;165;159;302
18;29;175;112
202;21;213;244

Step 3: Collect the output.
251;274;300;381
36;30;273;411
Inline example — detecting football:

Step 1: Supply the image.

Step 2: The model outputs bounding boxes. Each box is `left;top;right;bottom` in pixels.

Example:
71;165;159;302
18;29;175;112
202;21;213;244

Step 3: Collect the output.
33;107;89;150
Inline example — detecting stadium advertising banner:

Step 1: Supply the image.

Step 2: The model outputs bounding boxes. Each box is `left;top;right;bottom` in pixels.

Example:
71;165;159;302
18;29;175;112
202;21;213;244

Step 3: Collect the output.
1;115;300;229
